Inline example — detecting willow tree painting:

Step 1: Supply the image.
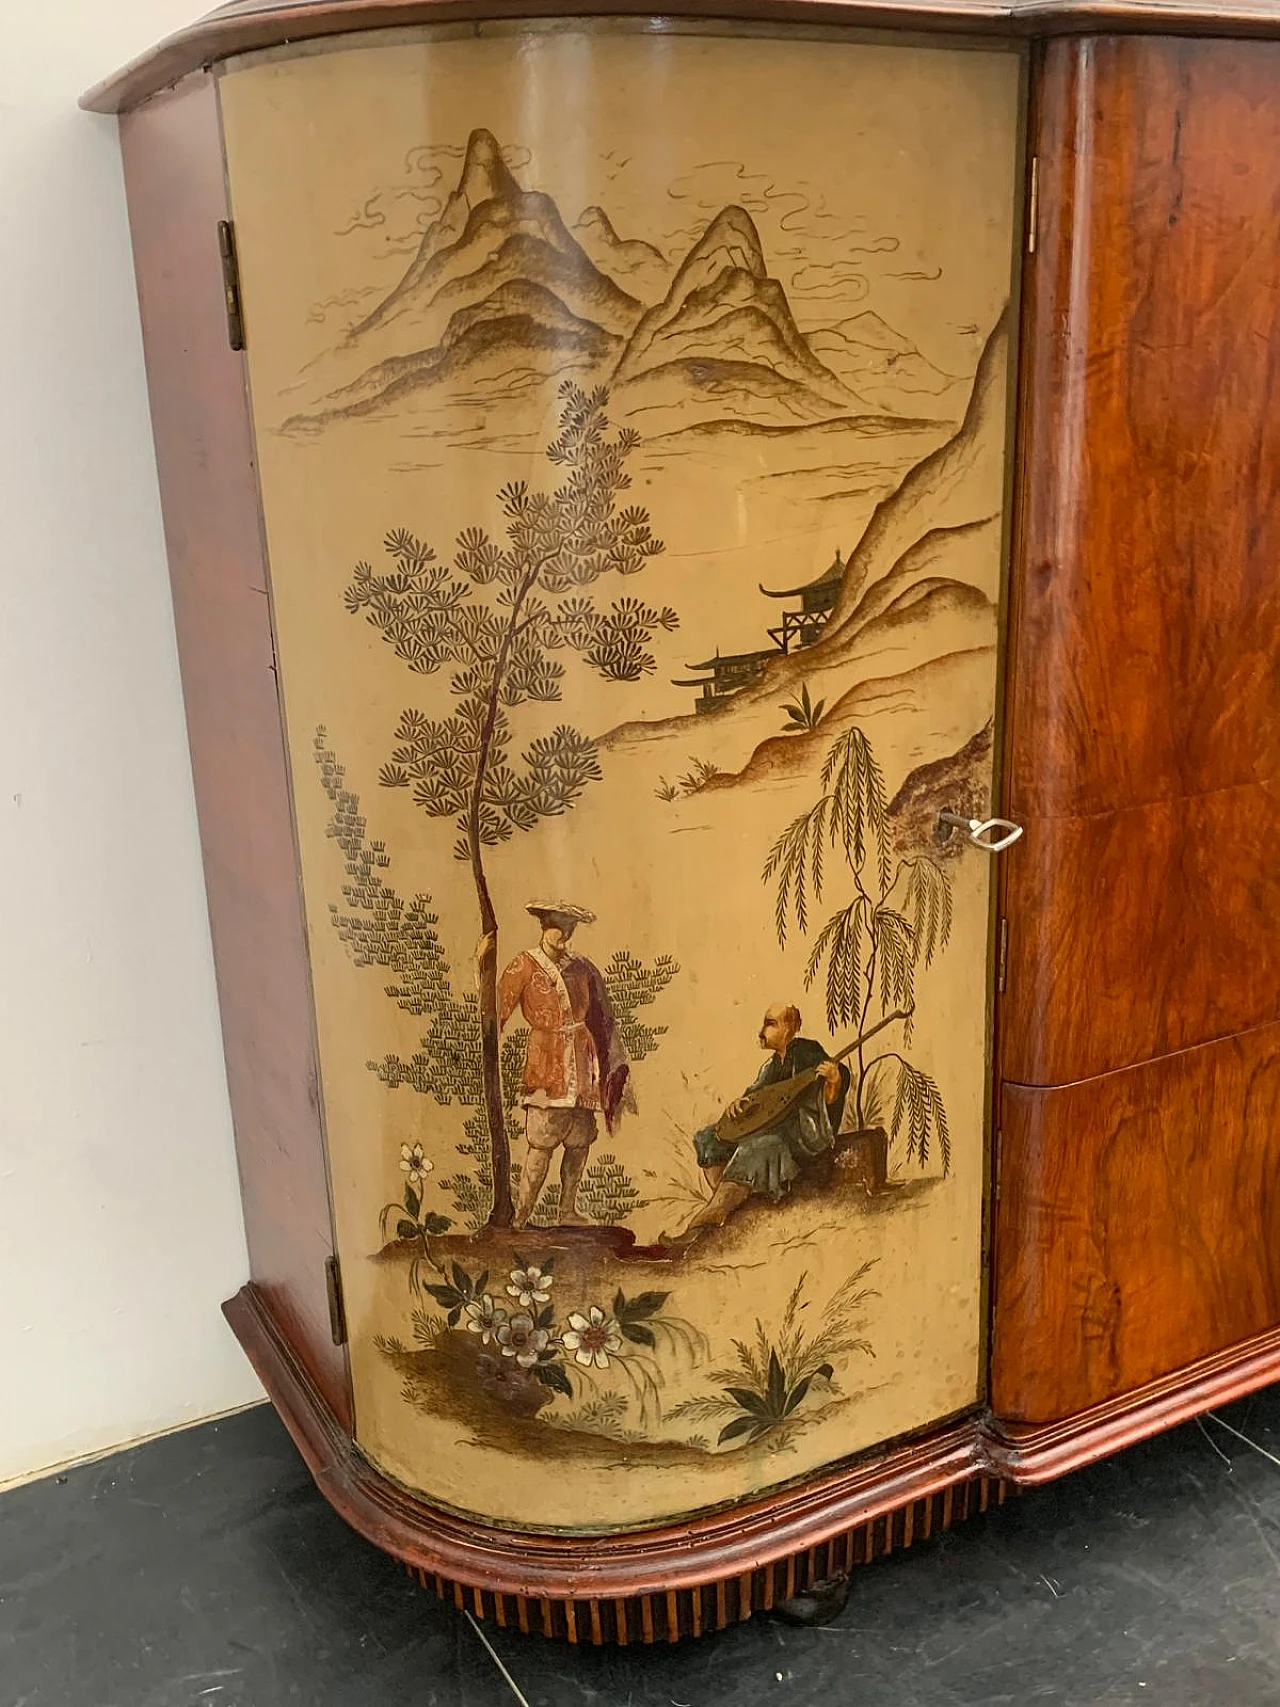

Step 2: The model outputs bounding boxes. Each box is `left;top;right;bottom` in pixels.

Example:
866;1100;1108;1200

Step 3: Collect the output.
766;726;954;1171
343;381;676;1226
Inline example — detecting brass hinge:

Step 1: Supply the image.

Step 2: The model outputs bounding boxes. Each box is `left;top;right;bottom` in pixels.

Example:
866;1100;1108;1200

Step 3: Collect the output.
997;917;1009;993
325;1255;348;1346
217;219;245;351
1027;155;1039;256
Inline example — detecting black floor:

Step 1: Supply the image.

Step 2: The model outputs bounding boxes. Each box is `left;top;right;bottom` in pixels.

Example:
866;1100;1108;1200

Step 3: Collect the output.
3;1388;1280;1707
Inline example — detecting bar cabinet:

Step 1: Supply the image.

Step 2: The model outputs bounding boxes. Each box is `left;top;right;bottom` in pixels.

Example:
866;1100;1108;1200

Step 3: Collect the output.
85;0;1280;1641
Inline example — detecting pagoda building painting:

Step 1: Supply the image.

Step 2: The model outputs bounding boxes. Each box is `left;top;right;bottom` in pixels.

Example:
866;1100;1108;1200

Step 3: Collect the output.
763;550;846;651
674;550;846;711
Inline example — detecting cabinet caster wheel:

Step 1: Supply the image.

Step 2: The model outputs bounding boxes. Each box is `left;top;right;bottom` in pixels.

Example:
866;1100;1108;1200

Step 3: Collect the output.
774;1572;852;1627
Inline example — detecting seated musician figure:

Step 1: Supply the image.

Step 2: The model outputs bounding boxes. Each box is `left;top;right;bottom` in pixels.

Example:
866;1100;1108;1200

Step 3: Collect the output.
664;1004;849;1246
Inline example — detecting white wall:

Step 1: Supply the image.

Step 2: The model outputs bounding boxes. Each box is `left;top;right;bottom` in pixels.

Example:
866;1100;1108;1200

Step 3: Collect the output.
0;2;264;1487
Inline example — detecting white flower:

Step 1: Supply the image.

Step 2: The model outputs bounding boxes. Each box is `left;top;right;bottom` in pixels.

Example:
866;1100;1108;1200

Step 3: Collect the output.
464;1295;507;1345
399;1143;433;1185
561;1305;624;1370
495;1312;551;1369
506;1265;553;1308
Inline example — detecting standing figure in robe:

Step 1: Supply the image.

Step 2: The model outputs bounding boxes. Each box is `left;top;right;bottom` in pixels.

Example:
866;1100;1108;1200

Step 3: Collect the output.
498;901;631;1229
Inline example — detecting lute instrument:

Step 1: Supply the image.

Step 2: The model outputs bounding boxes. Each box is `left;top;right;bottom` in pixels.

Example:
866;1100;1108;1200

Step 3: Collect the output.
713;1038;860;1144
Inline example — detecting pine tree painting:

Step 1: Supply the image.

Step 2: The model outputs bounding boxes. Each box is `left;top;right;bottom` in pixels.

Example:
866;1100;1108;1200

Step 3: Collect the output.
342;382;676;1226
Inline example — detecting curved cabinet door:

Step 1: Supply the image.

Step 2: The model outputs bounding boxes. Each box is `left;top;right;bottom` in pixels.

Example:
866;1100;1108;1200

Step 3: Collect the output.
219;22;1024;1532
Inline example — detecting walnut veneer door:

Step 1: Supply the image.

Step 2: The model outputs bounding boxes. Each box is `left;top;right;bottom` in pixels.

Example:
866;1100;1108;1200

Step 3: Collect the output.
993;38;1280;1424
219;23;1024;1531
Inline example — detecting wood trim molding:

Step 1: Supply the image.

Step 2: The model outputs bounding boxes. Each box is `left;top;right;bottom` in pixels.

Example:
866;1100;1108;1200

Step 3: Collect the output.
226;1281;1280;1631
986;1324;1280;1484
401;1480;1008;1642
225;1284;997;1606
84;0;1280;115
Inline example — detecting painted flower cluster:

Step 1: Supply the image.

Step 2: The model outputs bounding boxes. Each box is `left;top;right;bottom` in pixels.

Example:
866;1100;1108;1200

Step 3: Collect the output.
426;1255;668;1402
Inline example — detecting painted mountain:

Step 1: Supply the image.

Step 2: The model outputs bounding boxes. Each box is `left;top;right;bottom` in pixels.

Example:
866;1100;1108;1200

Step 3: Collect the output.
286;128;959;437
288;130;638;425
611;206;871;433
572;206;671;300
599;311;1012;790
806;313;968;418
351;132;636;338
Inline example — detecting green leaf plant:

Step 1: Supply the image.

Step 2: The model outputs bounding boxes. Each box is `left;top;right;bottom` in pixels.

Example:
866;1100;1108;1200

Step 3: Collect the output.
780;681;826;733
667;1266;877;1451
764;726;954;1171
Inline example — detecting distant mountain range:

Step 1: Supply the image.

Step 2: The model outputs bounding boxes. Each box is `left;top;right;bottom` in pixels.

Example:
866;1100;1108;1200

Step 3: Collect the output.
613;205;872;432
807;313;967;417
287;128;961;437
597;311;1011;779
572;205;671;301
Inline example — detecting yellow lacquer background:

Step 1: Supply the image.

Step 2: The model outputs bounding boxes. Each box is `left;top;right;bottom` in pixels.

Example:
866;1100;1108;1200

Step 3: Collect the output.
220;22;1022;1531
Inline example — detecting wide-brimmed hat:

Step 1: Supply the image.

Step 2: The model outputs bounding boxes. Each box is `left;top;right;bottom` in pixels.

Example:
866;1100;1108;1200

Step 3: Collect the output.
526;900;596;926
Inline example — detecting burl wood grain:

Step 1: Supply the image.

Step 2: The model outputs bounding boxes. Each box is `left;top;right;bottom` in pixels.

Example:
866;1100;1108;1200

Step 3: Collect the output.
121;76;350;1426
991;1022;1280;1422
1002;37;1280;1086
1002;786;1280;1083
993;38;1280;1422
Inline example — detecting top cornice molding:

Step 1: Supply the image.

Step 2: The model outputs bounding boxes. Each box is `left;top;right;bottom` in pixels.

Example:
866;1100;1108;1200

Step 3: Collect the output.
83;0;1280;112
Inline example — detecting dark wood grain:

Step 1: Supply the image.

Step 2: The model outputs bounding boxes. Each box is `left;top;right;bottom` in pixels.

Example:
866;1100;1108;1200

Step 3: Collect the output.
991;40;1280;1426
1000;37;1280;1085
80;0;1280;116
121;77;350;1428
991;1021;1280;1423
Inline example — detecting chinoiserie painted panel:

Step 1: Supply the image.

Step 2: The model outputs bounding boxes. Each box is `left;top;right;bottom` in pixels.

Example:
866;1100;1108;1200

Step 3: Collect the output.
218;23;1023;1531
